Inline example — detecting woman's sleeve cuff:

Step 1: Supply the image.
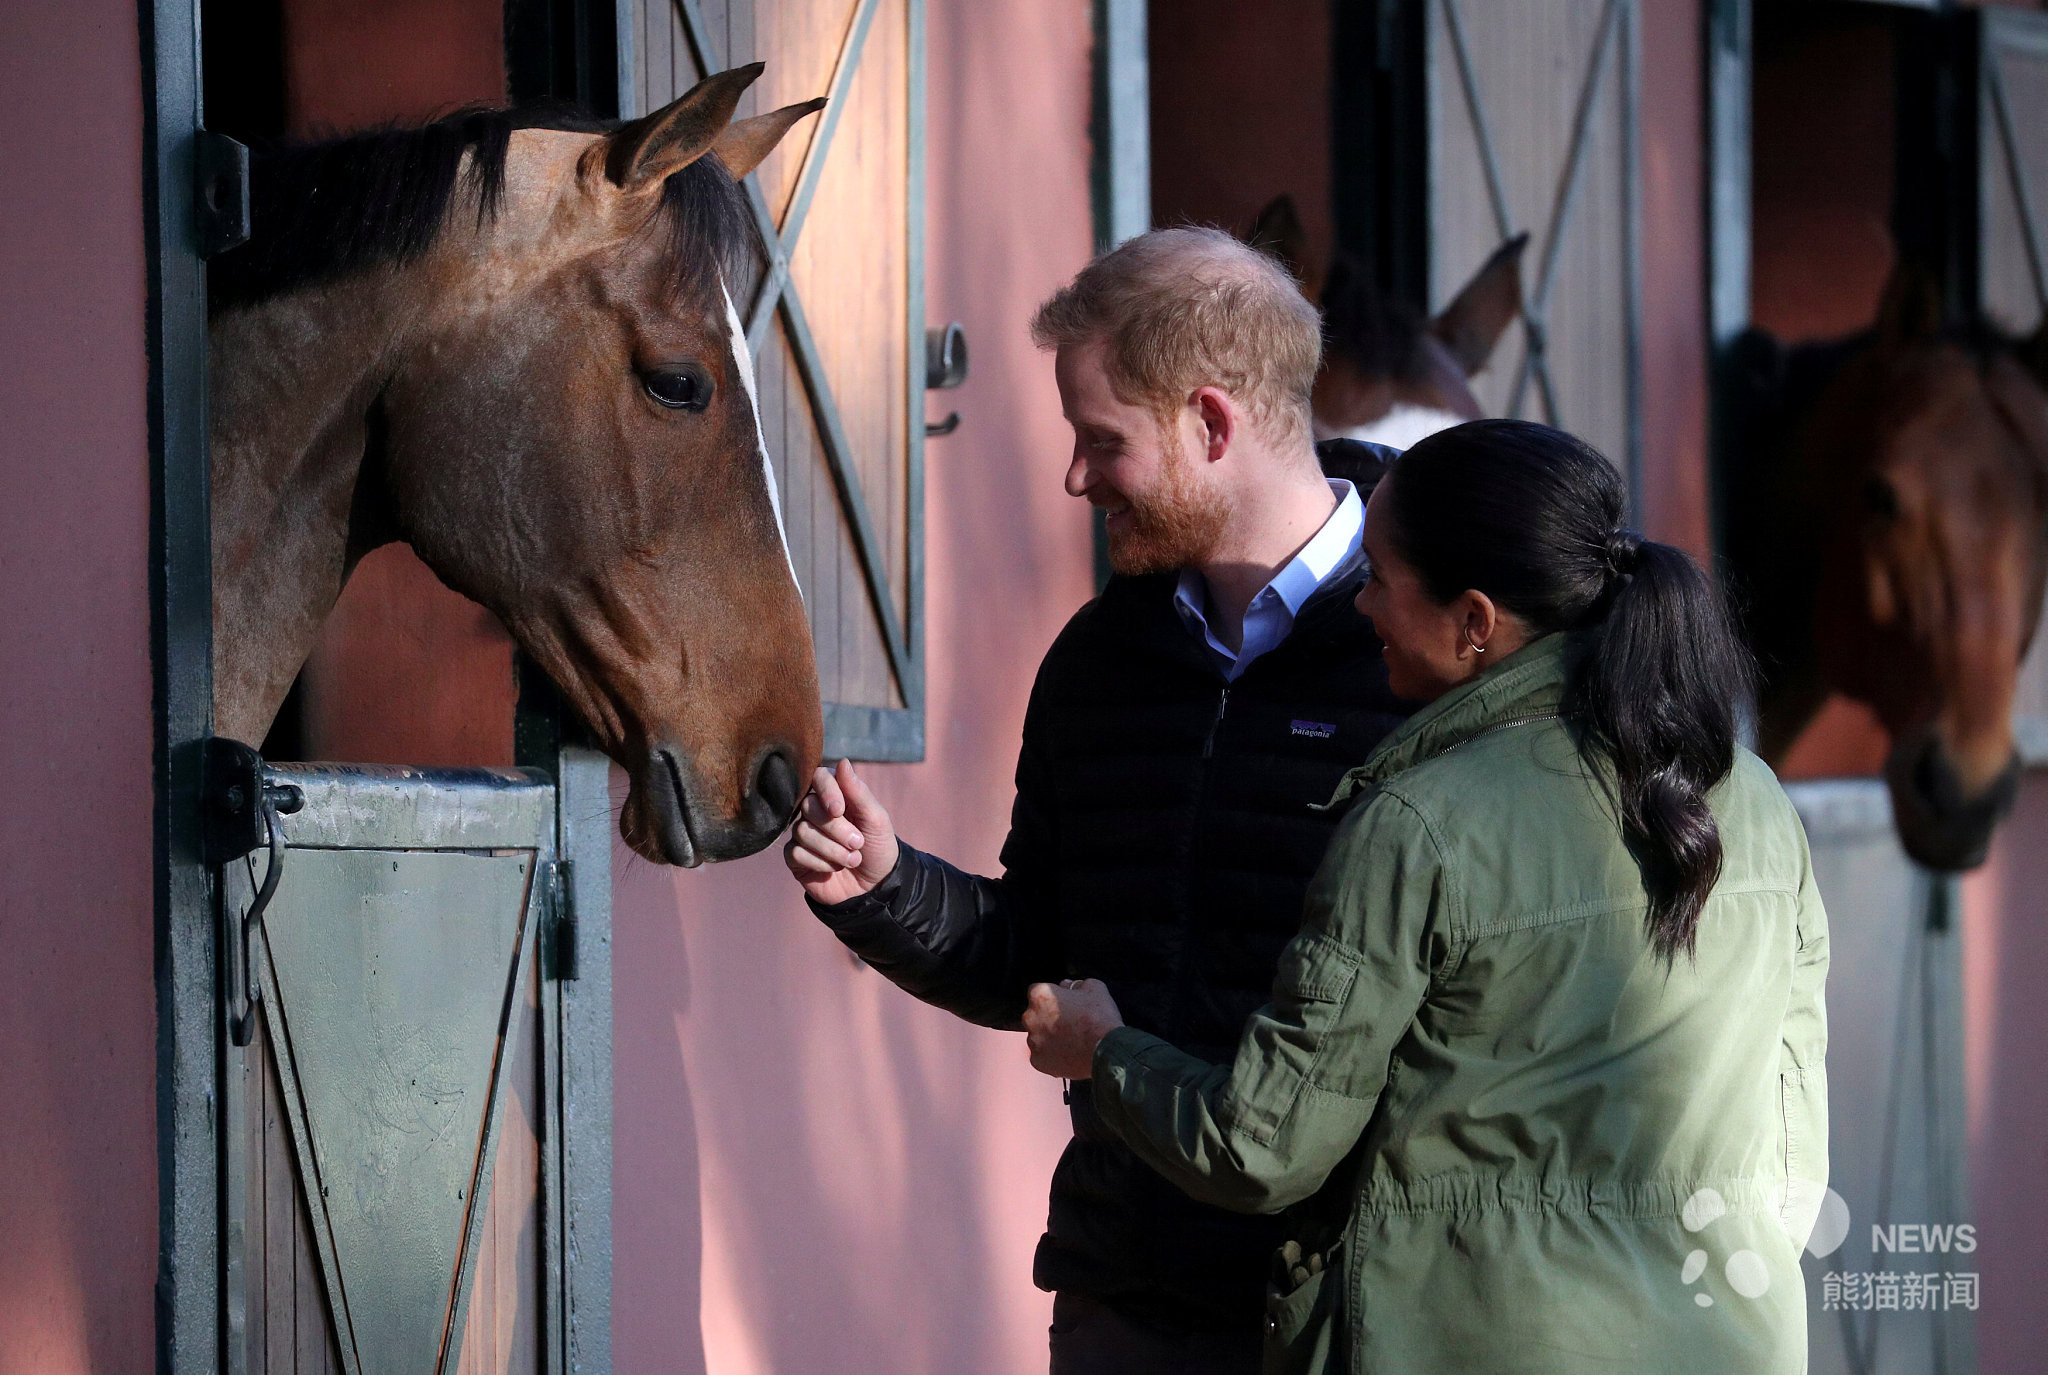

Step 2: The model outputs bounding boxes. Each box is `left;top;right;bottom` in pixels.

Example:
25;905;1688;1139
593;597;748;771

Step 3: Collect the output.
1092;1023;1163;1084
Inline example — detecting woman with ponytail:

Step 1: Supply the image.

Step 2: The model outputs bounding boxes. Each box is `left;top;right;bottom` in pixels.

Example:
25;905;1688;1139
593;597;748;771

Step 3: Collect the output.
1023;420;1828;1374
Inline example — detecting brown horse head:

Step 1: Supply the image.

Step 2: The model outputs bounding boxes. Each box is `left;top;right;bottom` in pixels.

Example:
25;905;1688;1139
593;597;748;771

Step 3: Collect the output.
1246;195;1526;448
208;65;826;866
1796;269;2048;868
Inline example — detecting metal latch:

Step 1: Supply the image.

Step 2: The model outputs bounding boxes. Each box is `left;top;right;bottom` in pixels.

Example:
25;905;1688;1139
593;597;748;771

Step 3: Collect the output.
925;322;968;437
543;860;579;981
203;738;303;1045
194;131;251;258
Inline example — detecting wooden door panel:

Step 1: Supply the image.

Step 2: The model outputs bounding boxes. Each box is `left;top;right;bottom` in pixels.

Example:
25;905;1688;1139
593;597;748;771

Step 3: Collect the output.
454;940;542;1375
785;0;911;654
248;1014;346;1375
635;0;925;755
1427;0;1640;485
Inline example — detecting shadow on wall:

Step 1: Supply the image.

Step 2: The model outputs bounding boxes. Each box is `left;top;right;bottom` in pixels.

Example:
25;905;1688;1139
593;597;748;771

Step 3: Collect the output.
613;829;1069;1374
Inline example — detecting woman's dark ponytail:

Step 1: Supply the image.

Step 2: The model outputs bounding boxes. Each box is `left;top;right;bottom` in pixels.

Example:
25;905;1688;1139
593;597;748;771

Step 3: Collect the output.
1383;420;1753;960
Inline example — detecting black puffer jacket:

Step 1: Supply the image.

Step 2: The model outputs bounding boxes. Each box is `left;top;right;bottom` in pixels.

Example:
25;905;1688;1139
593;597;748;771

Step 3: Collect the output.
811;450;1410;1329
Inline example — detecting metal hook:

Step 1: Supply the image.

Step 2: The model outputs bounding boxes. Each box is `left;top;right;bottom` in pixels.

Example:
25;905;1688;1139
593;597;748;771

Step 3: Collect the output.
228;787;289;1046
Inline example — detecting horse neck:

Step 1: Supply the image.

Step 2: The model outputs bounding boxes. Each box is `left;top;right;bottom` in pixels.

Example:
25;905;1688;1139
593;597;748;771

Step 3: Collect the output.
208;265;429;744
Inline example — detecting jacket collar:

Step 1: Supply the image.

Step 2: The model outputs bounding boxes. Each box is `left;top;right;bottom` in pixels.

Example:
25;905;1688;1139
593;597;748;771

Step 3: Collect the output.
1327;631;1574;805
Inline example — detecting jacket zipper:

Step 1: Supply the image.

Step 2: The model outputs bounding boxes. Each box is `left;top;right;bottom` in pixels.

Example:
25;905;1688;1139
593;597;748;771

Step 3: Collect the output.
1200;686;1231;759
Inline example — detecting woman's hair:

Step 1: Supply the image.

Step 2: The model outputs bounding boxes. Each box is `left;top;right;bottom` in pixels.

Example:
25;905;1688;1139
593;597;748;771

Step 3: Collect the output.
1382;419;1753;960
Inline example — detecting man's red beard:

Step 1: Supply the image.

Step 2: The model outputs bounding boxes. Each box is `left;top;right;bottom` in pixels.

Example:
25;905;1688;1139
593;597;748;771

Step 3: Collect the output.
1099;446;1230;576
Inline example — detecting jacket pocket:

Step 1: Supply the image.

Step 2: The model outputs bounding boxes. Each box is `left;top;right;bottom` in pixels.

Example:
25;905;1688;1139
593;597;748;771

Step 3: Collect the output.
1262;1241;1344;1375
1226;935;1360;1146
1778;1070;1798;1183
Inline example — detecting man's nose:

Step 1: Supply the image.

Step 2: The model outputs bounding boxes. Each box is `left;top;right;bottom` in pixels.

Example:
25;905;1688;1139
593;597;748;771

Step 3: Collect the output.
1063;452;1091;499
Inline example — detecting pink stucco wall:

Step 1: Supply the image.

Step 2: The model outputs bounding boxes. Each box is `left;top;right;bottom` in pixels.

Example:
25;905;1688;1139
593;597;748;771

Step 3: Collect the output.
609;1;1099;1370
0;0;157;1370
1962;780;2048;1375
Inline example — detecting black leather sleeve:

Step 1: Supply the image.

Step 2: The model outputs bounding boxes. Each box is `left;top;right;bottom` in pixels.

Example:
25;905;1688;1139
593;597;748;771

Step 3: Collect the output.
806;683;1063;1032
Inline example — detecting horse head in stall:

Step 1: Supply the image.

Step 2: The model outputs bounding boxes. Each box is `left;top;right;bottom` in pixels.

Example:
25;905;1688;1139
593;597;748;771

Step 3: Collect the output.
1246;195;1527;451
1727;268;2048;870
207;65;826;867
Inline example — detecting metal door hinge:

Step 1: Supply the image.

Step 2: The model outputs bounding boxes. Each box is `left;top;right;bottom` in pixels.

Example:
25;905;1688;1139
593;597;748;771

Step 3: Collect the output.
195;130;251;258
543;859;579;980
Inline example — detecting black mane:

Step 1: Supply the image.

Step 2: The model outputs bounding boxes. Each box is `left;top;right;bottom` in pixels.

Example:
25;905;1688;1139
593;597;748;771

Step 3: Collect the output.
208;106;757;312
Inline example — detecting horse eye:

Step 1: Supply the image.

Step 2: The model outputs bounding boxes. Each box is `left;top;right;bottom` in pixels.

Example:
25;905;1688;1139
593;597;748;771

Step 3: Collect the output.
643;365;713;412
1863;476;1901;520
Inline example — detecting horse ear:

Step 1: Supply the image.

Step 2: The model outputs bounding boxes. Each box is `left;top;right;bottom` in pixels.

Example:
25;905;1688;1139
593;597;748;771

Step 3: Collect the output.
604;63;764;190
1429;233;1528;376
1246;195;1317;293
1875;262;1946;349
713;98;827;180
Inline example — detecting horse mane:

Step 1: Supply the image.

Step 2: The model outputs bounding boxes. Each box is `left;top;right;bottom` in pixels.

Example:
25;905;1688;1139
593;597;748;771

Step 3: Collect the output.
208;106;756;312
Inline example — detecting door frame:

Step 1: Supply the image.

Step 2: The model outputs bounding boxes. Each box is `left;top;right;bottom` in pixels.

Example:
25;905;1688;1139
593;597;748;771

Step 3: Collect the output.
147;1;620;1366
142;0;219;1362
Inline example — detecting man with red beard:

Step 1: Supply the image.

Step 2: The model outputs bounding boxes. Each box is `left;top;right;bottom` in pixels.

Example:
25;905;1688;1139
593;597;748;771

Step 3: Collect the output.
784;227;1409;1373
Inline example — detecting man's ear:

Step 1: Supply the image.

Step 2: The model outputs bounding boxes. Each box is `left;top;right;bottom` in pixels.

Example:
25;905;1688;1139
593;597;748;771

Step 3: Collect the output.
1191;386;1237;461
603;63;763;191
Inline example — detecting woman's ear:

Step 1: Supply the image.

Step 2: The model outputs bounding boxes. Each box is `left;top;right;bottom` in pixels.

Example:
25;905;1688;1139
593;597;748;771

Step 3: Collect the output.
1461;590;1502;658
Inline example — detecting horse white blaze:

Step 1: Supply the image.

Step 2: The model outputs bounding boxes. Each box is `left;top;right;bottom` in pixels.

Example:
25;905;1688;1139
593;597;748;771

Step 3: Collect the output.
720;280;800;597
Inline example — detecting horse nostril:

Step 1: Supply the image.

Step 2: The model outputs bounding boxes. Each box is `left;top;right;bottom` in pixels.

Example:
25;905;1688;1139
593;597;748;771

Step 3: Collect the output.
755;748;799;821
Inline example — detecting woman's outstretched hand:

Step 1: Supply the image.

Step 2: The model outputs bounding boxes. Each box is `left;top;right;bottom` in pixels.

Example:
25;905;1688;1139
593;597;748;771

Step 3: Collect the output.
1023;978;1125;1080
784;759;900;906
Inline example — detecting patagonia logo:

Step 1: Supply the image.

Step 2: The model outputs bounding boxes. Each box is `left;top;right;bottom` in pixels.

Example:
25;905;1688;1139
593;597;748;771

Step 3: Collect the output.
1290;719;1337;740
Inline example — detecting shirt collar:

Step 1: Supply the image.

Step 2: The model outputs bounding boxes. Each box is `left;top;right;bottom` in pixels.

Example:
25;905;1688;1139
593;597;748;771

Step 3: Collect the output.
1172;478;1364;656
1268;479;1364;615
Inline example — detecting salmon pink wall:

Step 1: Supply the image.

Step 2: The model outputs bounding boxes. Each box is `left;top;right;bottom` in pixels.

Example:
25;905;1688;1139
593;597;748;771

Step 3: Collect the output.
0;0;156;1369
1962;779;2048;1373
608;1;1098;1370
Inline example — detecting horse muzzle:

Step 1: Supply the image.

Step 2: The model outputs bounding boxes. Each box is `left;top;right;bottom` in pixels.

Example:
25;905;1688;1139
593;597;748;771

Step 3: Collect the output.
626;740;805;867
1882;726;2021;871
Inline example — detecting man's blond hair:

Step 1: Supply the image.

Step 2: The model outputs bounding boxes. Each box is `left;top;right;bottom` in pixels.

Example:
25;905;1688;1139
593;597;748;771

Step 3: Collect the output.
1030;226;1322;446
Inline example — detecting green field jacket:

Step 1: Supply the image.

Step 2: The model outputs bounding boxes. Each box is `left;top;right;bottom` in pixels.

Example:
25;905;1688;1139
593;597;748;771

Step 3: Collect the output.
1090;632;1829;1374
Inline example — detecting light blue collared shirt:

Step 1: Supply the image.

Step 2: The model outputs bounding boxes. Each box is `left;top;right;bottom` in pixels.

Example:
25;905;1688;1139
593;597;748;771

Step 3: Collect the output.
1172;479;1364;681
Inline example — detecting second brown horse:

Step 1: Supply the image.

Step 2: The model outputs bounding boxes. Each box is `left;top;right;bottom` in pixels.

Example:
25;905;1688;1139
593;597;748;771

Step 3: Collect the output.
1728;269;2048;869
